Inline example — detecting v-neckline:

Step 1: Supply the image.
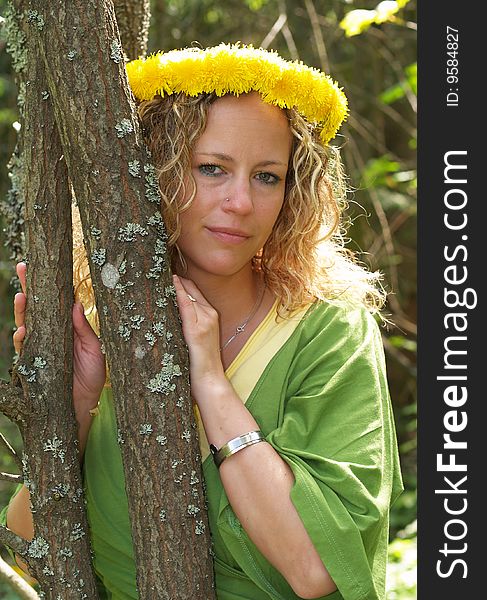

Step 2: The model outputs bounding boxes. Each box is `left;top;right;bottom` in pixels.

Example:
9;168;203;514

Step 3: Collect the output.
224;299;279;376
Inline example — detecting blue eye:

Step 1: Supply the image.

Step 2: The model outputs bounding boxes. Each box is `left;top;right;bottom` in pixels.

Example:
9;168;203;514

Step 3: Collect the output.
255;172;280;185
199;164;223;176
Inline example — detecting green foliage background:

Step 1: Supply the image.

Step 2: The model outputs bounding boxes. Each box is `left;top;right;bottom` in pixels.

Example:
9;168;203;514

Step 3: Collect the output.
0;1;416;597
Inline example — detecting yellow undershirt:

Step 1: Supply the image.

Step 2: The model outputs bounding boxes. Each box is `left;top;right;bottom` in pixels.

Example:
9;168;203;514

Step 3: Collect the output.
197;299;311;462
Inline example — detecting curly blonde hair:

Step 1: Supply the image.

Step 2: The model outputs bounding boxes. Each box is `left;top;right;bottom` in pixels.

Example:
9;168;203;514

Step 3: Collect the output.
73;91;385;331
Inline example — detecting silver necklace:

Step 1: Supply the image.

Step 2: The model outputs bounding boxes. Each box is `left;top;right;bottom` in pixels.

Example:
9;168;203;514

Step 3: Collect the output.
220;284;266;352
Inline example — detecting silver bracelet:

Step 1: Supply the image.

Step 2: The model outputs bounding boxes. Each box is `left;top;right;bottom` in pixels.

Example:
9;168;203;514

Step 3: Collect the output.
209;430;266;468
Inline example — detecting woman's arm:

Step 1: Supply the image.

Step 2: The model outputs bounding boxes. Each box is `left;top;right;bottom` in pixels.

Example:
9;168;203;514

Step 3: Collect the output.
5;486;34;574
173;275;336;599
197;376;337;599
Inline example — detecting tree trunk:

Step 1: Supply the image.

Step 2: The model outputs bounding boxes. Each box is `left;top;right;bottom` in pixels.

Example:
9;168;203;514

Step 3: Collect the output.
0;4;27;273
8;1;216;598
2;0;216;598
113;0;151;60
0;3;101;597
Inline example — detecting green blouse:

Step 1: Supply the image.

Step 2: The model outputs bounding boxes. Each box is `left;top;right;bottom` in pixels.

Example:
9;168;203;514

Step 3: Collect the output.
83;300;403;600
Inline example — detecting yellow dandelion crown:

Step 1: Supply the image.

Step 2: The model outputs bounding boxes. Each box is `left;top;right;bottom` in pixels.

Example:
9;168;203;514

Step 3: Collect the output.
126;43;348;144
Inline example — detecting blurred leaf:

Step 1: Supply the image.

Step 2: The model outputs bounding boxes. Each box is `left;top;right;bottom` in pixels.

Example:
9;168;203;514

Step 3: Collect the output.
389;336;417;352
386;530;417;599
379;63;417;104
392;170;416;183
400;438;416;453
361;155;400;188
0;108;17;126
205;8;222;24
379;82;407;105
340;1;411;37
340;9;377;37
401;403;417;416
405;62;417;94
377;189;414;211
244;0;269;11
390;492;417;537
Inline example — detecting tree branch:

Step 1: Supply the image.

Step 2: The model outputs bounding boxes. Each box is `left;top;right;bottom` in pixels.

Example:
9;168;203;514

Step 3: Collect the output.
0;381;25;423
0;472;22;484
260;12;287;49
0;525;30;558
304;0;329;72
369;28;417;114
281;21;299;60
0;431;23;473
344;134;404;319
0;556;39;600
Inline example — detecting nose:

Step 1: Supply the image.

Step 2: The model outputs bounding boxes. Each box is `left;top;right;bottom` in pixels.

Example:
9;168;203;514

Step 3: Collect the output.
222;177;253;215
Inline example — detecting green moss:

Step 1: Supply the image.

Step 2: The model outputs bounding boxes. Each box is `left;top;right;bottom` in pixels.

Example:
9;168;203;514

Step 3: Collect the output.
143;164;160;204
4;4;27;73
27;10;44;30
128;160;141;177
115;118;133;138
91;248;106;267
118;222;148;242
110;40;123;64
28;537;49;558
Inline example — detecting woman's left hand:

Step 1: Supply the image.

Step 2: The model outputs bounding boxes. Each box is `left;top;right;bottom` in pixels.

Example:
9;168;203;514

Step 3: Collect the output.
172;275;225;394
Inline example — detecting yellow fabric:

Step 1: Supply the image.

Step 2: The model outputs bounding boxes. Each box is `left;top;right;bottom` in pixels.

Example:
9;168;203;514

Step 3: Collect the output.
197;300;311;462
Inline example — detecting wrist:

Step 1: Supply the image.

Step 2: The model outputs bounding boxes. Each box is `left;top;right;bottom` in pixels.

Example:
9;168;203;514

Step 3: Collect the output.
75;401;99;460
210;430;266;468
73;391;100;420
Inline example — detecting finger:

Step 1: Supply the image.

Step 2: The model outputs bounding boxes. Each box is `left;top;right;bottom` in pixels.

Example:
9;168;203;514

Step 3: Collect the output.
72;302;99;344
172;275;200;313
14;293;26;328
16;262;27;294
176;276;211;306
13;325;26;354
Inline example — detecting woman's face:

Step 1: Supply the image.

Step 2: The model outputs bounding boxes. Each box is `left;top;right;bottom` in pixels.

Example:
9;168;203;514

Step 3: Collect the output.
176;92;293;280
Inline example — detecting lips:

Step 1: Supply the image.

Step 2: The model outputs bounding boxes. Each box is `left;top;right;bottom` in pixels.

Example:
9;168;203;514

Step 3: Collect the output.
206;226;251;244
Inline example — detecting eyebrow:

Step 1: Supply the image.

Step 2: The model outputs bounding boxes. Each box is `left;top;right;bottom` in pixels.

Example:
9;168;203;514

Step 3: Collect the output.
195;152;287;167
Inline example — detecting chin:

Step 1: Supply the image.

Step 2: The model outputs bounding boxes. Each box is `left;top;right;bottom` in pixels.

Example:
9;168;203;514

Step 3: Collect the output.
188;257;252;278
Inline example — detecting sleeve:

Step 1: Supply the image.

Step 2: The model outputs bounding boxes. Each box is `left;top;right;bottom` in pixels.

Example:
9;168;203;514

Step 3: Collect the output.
217;305;404;600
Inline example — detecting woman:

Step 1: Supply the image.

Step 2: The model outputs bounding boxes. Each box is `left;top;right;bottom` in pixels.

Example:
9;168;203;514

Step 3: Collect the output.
6;44;403;599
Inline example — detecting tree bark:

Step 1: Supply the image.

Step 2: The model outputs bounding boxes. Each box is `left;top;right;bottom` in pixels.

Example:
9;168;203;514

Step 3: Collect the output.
19;1;215;598
0;3;101;597
0;4;27;271
113;0;151;60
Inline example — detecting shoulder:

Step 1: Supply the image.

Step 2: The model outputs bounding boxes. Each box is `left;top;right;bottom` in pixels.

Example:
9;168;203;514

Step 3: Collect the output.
299;298;381;345
284;299;387;381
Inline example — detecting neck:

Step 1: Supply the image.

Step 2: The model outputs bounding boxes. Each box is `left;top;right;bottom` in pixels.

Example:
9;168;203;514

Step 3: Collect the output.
176;263;263;341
